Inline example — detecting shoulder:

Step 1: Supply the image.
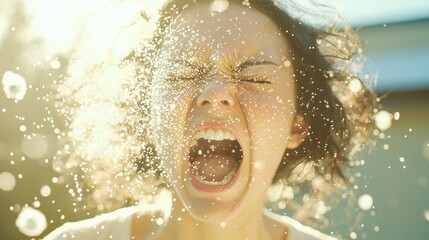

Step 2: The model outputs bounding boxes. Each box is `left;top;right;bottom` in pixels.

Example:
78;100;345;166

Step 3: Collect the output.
263;208;337;240
43;205;171;240
43;207;140;240
44;189;172;240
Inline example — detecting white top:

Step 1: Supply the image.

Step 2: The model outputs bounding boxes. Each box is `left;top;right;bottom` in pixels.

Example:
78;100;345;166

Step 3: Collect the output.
44;206;337;240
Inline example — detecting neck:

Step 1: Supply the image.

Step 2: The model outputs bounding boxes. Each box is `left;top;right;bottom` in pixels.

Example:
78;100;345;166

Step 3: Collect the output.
162;192;272;240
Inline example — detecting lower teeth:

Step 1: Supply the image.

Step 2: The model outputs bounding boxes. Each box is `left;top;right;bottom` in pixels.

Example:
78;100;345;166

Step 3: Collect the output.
193;165;238;186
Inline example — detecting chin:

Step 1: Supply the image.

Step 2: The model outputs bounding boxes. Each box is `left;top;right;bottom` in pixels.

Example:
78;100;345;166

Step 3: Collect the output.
184;198;240;222
172;175;248;223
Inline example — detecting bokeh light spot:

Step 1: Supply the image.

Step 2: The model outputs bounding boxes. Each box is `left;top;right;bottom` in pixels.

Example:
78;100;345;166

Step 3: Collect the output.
15;206;47;237
375;110;393;131
358;194;373;211
393;111;400;120
1;71;27;101
0;172;16;191
349;78;362;93
210;0;229;13
40;185;52;197
19;125;27;132
49;59;61;69
21;133;49;159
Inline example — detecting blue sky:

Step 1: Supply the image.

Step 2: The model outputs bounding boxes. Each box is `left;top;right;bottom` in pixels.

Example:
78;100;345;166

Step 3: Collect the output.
340;0;429;26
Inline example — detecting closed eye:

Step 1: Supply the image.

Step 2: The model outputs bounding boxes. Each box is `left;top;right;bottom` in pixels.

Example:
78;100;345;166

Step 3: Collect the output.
238;77;272;84
236;59;278;71
233;59;278;84
166;59;209;81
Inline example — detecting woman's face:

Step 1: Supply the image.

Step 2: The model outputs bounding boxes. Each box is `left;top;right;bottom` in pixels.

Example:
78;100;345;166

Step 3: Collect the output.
151;2;301;221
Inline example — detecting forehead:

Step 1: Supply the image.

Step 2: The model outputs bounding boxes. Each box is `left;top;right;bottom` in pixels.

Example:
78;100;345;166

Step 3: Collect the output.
163;2;290;61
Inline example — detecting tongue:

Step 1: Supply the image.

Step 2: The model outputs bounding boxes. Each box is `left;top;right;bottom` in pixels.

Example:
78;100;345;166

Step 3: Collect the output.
192;153;237;182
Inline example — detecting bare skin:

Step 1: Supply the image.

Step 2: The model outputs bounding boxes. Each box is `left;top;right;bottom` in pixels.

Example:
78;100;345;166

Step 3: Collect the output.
135;2;307;240
132;191;288;240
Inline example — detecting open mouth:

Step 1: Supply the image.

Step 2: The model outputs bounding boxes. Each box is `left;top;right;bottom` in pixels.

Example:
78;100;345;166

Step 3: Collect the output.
188;128;243;186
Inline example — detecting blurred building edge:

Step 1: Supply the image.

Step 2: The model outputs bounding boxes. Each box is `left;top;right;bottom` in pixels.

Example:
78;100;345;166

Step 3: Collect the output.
358;18;429;93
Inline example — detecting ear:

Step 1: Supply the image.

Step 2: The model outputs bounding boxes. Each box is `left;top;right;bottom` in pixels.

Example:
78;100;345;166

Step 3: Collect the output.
286;114;308;149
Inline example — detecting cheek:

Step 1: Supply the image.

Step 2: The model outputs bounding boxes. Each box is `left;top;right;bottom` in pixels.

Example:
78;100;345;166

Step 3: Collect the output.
239;88;295;179
151;82;194;128
150;83;196;175
240;88;295;142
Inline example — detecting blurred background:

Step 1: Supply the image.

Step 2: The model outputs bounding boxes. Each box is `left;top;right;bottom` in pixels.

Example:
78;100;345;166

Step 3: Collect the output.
1;0;428;239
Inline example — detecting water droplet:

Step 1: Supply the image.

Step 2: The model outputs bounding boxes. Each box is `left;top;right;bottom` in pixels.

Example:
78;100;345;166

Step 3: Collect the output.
253;160;265;170
350;232;357;239
220;221;227;228
393;112;400;120
242;0;250;7
52;177;59;184
349;78;362;93
21;133;49;159
40;185;51;197
0;172;16;191
283;60;291;67
33;200;41;208
375;110;393;131
2;71;27;101
209;0;230;13
50;59;61;69
19;125;27;132
156;217;164;225
358;194;373;211
15;207;47;237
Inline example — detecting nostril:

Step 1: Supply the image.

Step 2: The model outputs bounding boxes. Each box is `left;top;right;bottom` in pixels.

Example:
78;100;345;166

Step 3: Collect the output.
200;100;210;106
220;100;229;106
196;82;235;108
198;99;232;108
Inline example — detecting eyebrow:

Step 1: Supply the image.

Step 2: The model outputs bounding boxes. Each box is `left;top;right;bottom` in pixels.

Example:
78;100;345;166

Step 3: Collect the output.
236;59;278;72
172;58;277;72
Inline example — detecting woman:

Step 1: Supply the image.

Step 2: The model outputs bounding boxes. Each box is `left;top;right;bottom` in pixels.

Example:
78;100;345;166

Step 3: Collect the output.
45;0;374;239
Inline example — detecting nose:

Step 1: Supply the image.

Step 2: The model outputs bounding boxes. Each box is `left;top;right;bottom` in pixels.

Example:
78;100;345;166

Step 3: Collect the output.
197;80;235;111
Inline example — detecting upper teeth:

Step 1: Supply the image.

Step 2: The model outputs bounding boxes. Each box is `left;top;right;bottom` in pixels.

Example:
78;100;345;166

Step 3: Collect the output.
192;128;236;143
